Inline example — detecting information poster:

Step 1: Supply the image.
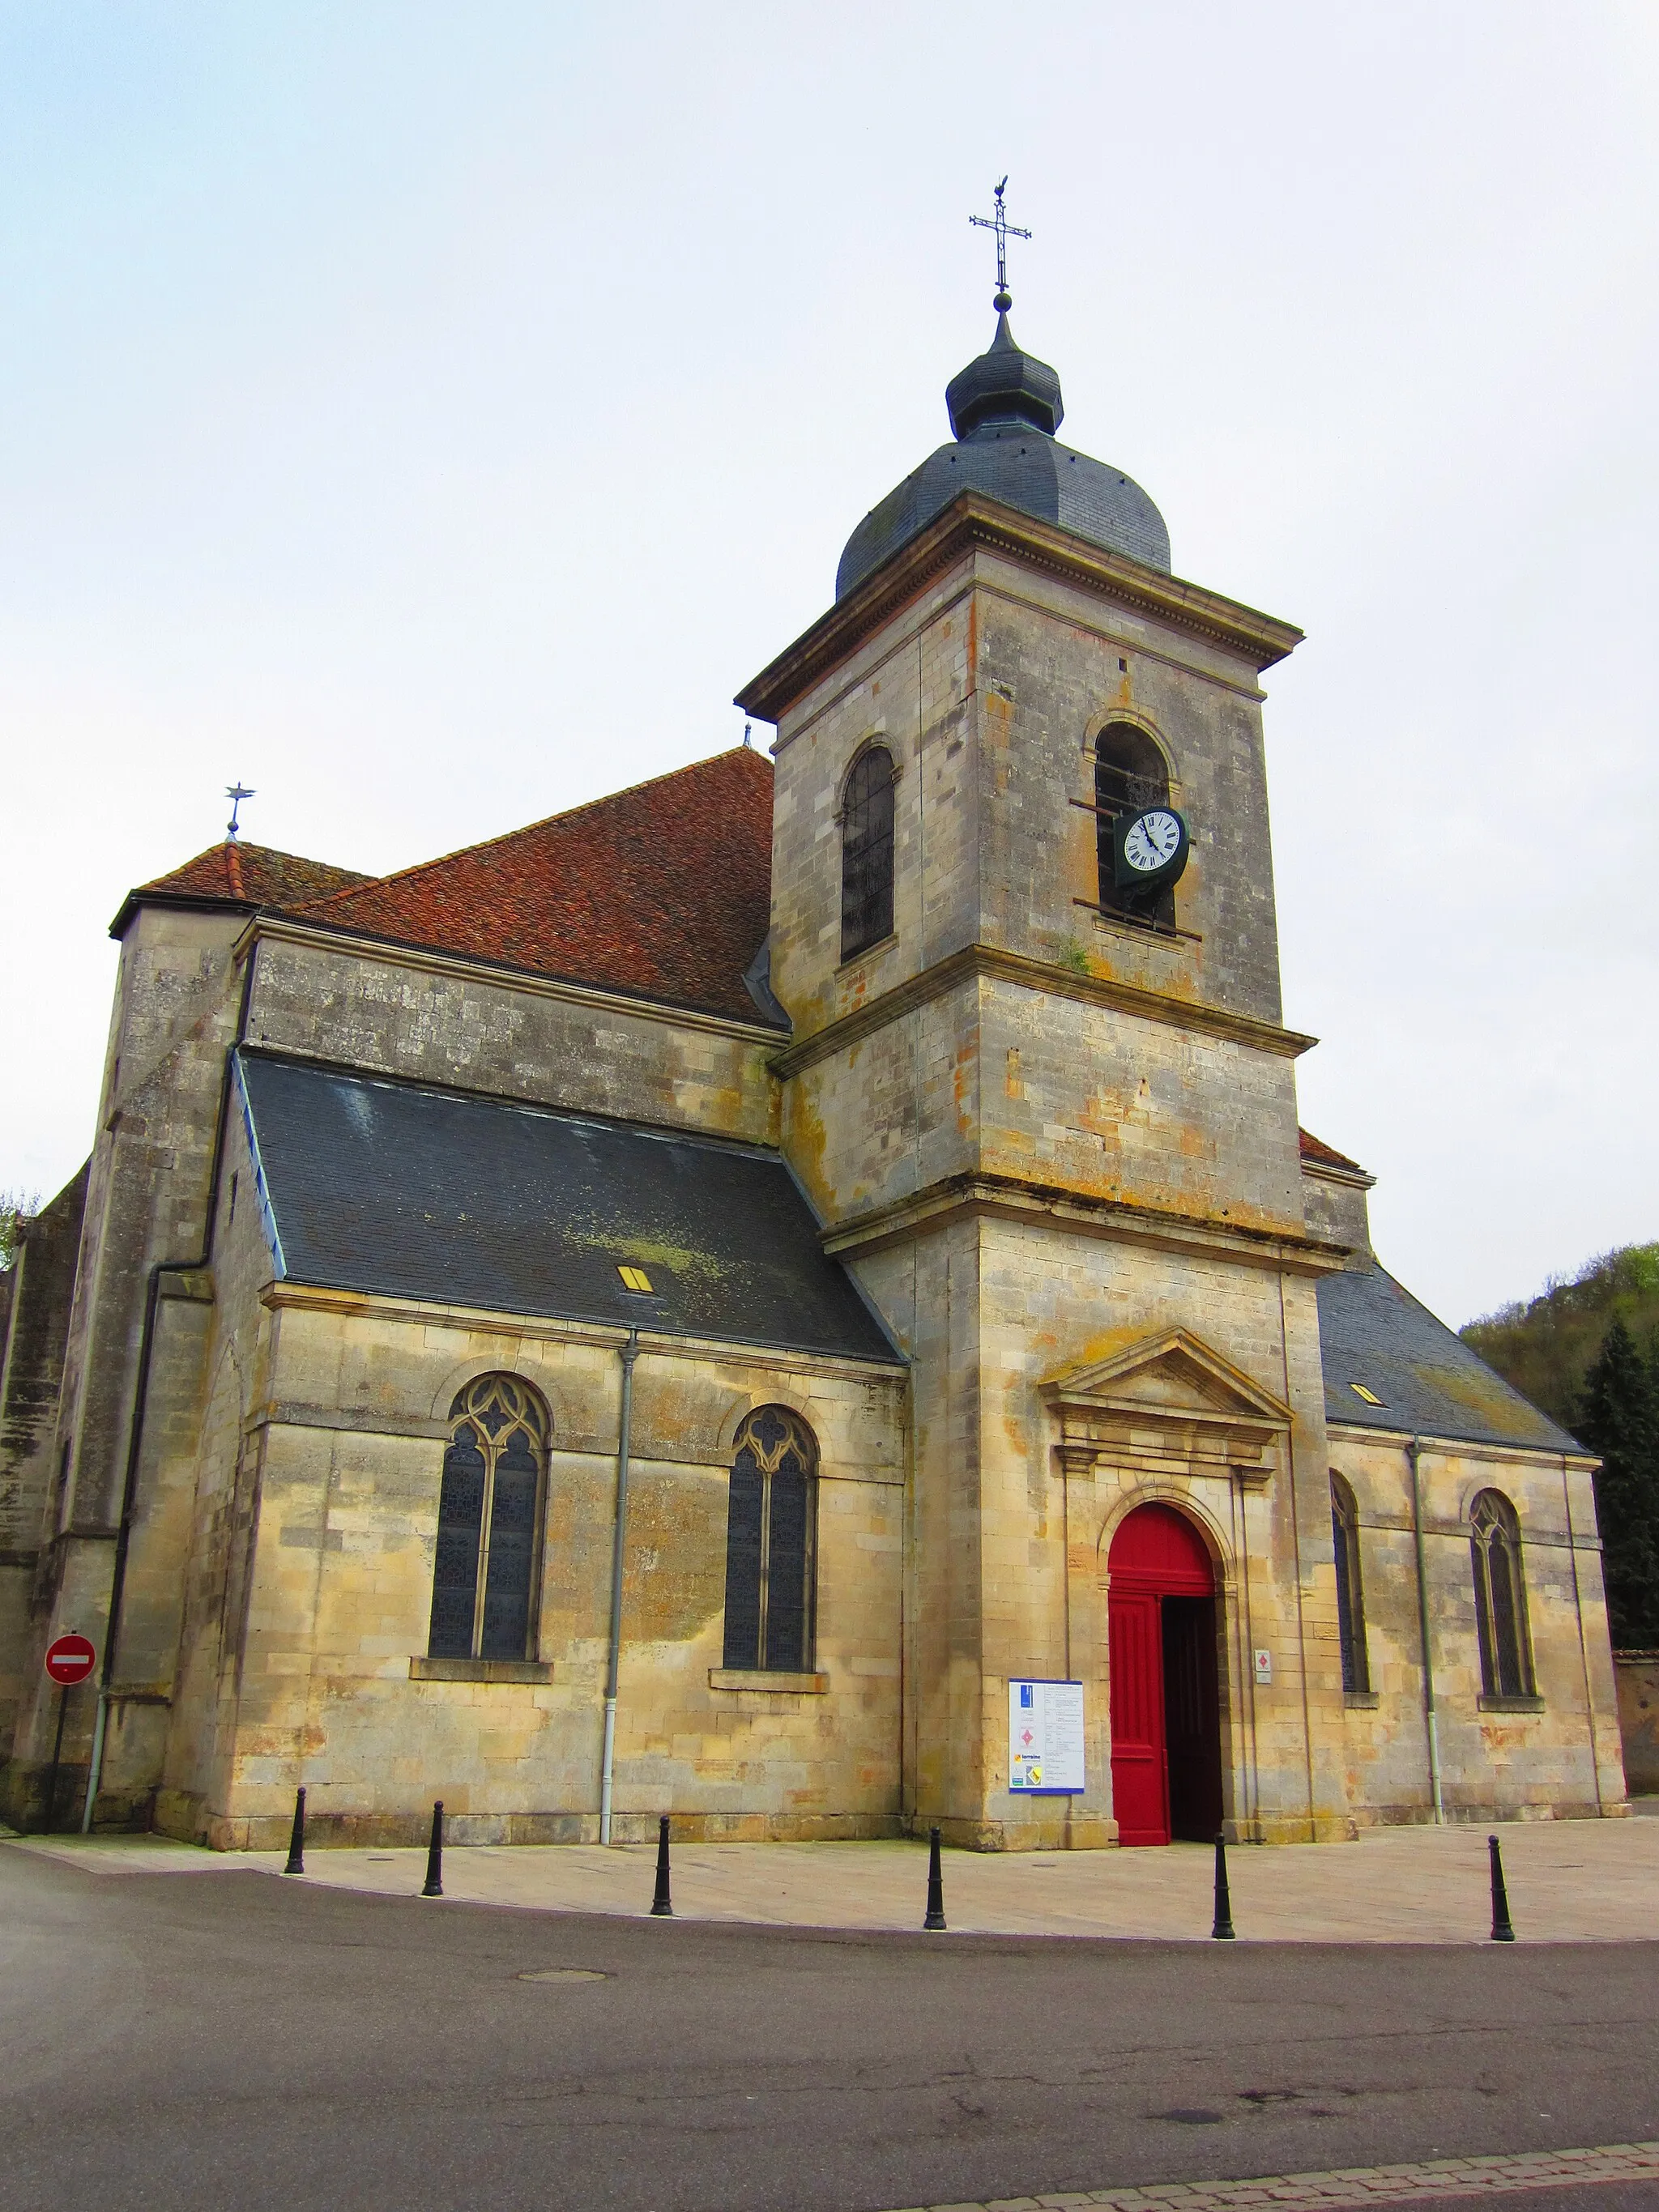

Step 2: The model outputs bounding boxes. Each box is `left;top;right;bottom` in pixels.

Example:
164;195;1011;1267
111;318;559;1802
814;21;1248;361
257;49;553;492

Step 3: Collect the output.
1008;1678;1085;1793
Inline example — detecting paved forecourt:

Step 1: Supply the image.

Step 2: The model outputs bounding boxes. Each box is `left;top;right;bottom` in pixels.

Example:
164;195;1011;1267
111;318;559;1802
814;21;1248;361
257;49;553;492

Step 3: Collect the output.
9;1812;1659;1942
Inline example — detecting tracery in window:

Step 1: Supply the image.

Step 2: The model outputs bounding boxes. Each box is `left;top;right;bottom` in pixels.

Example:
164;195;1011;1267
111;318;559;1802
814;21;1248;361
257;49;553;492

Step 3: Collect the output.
722;1405;817;1673
1094;722;1175;927
427;1373;548;1661
840;744;895;961
1471;1490;1533;1699
1329;1471;1370;1694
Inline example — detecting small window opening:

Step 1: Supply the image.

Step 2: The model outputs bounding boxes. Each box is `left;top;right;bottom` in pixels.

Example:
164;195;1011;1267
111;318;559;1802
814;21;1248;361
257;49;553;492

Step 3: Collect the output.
616;1264;654;1294
1330;1472;1370;1694
1349;1382;1384;1406
840;744;896;961
1094;722;1175;927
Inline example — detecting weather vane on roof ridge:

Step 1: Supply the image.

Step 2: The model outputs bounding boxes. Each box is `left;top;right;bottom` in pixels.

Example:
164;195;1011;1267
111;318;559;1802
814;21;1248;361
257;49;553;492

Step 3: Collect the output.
970;177;1030;315
225;782;255;842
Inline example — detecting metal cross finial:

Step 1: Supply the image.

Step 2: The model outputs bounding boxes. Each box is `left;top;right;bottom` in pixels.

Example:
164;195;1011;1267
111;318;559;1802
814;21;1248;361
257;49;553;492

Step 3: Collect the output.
225;782;255;842
970;177;1030;313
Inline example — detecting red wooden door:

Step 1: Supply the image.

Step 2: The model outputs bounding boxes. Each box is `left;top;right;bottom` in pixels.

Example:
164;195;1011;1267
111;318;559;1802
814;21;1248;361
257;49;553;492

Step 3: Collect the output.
1108;1505;1217;1848
1107;1589;1167;1844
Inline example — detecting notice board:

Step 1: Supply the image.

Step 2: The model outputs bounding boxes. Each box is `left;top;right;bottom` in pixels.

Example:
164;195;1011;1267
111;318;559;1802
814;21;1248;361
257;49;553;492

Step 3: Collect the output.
1008;1678;1085;1793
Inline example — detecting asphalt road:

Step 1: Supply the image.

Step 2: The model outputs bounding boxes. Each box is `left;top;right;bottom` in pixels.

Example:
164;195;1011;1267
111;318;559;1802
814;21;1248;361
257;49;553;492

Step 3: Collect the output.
5;1847;1659;2212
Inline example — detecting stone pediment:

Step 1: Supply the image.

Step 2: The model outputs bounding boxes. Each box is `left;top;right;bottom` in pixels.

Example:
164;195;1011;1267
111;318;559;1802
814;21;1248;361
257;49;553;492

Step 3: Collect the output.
1041;1329;1290;1488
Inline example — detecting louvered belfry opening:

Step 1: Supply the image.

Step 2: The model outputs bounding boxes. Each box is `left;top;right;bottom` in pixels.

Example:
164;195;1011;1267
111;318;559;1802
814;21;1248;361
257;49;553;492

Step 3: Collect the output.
722;1406;817;1673
427;1374;548;1661
1094;722;1175;927
840;745;895;961
1471;1490;1533;1699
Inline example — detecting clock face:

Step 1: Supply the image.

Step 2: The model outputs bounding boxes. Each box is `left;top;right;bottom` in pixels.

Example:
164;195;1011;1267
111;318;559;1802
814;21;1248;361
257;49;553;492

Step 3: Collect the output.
1121;808;1183;875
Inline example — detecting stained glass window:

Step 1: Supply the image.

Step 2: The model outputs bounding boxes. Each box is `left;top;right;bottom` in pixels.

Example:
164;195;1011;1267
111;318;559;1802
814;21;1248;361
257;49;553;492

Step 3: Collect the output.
1471;1490;1533;1699
427;1374;548;1661
722;1406;817;1672
841;746;895;961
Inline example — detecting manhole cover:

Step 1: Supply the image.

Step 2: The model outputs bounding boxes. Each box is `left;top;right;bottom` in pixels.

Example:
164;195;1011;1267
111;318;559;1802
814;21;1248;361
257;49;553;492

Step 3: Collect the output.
518;1968;612;1984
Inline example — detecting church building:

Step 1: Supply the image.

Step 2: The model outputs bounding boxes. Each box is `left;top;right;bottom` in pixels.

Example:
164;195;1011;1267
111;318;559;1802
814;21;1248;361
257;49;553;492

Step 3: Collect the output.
0;262;1627;1848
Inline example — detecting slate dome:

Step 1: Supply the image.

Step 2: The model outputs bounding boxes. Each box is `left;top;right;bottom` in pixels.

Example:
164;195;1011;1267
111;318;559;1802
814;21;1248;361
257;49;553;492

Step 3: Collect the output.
836;313;1170;600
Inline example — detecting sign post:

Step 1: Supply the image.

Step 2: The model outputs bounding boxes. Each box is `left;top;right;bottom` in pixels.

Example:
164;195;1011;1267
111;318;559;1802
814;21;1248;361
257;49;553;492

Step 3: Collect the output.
42;1634;97;1834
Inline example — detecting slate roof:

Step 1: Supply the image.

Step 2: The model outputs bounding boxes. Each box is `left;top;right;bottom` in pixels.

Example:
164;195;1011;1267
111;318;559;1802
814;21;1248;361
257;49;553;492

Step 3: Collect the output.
1317;1263;1583;1455
837;313;1170;600
110;842;372;937
235;1051;897;1363
285;747;779;1028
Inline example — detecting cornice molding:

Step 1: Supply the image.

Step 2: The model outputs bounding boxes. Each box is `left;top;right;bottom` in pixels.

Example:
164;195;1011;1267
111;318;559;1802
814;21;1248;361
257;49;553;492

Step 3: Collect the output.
241;914;787;1052
259;1280;907;1382
735;492;1304;726
1300;1158;1377;1191
1326;1421;1599;1473
820;1170;1346;1277
770;940;1316;1080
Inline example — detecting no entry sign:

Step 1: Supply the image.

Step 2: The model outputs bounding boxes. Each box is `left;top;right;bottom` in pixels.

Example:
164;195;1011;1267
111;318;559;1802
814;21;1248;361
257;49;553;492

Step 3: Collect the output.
45;1634;96;1687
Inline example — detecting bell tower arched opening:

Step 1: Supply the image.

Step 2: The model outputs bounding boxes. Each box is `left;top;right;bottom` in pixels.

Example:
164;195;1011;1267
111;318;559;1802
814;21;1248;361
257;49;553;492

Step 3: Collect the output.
1107;1503;1224;1846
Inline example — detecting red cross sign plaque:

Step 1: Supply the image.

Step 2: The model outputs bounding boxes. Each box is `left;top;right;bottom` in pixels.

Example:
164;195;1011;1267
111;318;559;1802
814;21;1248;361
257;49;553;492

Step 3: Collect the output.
45;1634;97;1687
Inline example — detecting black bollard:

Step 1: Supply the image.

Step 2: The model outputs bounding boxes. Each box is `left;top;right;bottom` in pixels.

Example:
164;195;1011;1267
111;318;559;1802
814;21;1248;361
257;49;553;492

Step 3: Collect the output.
923;1826;946;1930
421;1800;444;1898
650;1814;674;1916
1211;1831;1236;1939
283;1785;306;1876
1488;1833;1516;1941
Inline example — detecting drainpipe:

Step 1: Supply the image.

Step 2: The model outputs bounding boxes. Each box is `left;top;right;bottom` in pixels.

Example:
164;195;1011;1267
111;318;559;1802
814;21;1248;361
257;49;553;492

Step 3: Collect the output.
1408;1434;1444;1825
599;1328;639;1845
82;938;260;1833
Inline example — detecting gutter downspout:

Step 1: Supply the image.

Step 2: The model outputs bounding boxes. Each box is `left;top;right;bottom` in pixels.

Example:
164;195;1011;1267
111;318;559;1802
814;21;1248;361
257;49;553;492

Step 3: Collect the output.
599;1328;639;1846
82;939;260;1834
1407;1434;1444;1826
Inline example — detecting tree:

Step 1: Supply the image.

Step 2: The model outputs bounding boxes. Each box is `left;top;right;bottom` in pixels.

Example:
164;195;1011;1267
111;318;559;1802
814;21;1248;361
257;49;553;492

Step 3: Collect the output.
0;1187;40;1272
1577;1319;1659;1648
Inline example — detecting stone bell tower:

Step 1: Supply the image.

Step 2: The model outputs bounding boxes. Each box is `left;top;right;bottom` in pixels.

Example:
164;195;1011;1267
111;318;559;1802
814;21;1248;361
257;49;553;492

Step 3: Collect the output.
738;258;1354;1847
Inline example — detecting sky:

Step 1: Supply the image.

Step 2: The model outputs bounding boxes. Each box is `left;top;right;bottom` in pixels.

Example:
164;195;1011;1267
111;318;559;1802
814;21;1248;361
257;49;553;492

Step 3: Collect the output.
2;2;1656;1328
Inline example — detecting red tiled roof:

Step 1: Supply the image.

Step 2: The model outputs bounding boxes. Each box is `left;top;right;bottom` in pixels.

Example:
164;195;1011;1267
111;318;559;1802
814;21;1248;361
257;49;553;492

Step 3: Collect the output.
1299;1127;1368;1176
111;842;373;936
286;747;778;1026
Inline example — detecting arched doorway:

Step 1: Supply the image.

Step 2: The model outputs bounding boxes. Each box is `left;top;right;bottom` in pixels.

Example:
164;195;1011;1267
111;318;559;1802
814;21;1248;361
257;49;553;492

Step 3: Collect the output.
1107;1503;1224;1846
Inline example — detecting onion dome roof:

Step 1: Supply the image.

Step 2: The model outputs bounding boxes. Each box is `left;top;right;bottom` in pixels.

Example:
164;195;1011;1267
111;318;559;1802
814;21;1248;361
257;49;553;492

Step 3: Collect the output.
837;312;1170;600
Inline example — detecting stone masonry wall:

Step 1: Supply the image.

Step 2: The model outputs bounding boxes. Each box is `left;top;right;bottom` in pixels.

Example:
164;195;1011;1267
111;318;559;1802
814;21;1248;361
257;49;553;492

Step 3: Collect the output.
0;1164;89;1765
1;906;249;1829
246;931;781;1148
1326;1426;1625;1822
151;1251;908;1850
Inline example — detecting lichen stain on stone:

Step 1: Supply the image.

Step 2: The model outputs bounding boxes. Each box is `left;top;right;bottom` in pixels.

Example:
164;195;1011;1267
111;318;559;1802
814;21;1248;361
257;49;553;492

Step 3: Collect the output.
623;1472;725;1641
783;1080;831;1213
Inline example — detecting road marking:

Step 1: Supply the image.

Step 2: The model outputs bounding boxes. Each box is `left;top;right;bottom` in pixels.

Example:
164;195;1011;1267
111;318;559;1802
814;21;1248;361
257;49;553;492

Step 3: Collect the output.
892;2138;1659;2212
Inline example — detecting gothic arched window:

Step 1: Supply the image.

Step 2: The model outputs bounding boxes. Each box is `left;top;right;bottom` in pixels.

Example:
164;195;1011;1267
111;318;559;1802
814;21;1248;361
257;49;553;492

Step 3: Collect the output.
1330;1472;1370;1694
841;744;895;961
1094;722;1175;927
427;1374;548;1661
723;1406;817;1673
1471;1490;1533;1699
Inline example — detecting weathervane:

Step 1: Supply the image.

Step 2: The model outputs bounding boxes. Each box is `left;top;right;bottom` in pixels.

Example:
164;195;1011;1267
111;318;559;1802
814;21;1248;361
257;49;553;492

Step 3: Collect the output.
970;177;1030;313
225;782;255;842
